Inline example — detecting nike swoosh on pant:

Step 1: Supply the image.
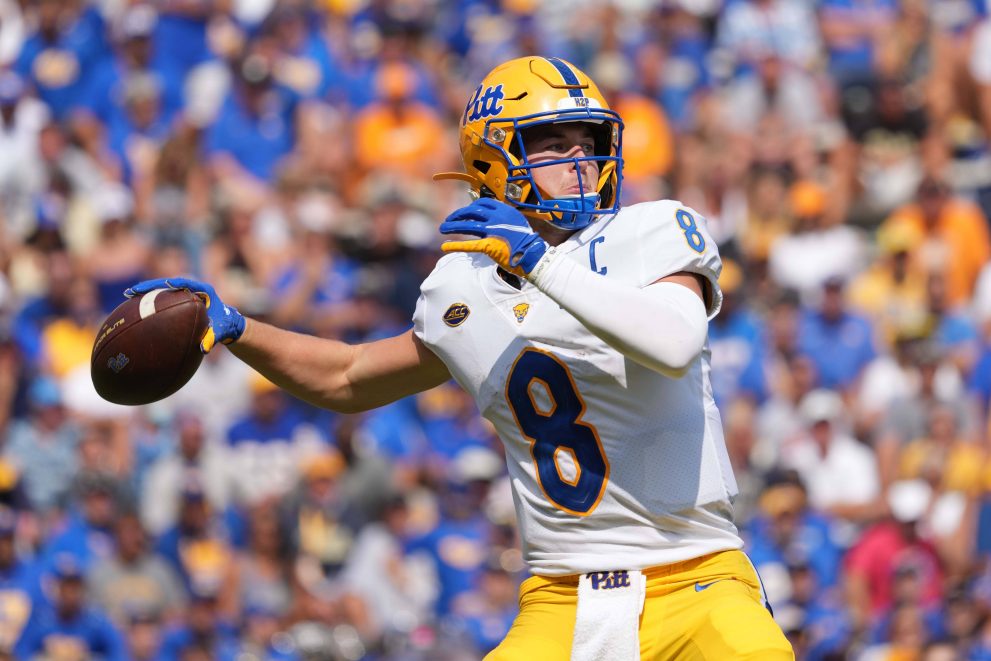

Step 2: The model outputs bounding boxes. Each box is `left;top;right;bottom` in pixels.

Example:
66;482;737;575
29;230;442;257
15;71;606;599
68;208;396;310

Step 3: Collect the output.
694;580;726;592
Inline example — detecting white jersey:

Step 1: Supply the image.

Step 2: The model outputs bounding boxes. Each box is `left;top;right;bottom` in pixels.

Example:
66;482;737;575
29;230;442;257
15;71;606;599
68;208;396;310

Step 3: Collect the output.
413;200;742;576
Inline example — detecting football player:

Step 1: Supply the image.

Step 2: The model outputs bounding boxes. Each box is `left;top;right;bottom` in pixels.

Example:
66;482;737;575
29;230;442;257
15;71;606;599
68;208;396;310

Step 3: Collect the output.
127;57;793;659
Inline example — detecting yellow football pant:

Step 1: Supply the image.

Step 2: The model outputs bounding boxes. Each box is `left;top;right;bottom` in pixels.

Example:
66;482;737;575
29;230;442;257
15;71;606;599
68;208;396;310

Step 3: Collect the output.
486;550;795;660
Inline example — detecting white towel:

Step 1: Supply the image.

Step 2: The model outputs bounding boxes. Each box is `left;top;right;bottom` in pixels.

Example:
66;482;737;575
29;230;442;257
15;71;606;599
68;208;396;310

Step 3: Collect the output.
570;570;647;661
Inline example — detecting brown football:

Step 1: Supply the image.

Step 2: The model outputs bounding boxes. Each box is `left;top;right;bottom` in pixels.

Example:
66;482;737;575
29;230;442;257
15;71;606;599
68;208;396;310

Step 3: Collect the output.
90;289;208;406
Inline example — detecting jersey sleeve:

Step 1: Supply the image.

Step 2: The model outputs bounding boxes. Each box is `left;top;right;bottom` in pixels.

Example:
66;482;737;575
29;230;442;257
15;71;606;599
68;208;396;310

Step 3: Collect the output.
411;252;468;345
412;293;427;342
633;200;723;319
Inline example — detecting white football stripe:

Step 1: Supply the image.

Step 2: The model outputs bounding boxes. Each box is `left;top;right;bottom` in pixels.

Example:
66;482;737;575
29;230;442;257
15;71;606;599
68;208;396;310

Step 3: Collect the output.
139;289;166;319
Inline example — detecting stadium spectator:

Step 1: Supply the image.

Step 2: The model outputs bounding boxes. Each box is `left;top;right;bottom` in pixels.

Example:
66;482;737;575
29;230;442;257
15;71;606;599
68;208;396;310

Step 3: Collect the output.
236;601;300;660
707;258;769;408
746;472;845;594
3;375;78;515
926;271;981;374
879;175;991;306
281;450;362;585
205;51;300;203
141;408;231;536
16;553;126;661
874;341;975;487
405;447;503;619
796;277;877;392
844;480;945;627
780;389;882;522
451;556;520;656
849;220;929;348
230;499;294;622
0;71;49;240
225;372;325;505
352;62;448;179
44;470;122;573
768;180;868;299
267;210;359;334
156;586;240;661
153;478;237;602
87;511;186;626
838;75;933;222
818;0;898;84
266;5;346;103
715;0;822;73
0;506;43;656
13;0;109;121
342;494;438;641
120;607;164;661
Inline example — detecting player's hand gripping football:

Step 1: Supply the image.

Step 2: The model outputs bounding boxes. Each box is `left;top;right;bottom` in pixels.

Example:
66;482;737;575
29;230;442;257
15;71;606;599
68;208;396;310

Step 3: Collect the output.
439;198;547;277
124;277;245;353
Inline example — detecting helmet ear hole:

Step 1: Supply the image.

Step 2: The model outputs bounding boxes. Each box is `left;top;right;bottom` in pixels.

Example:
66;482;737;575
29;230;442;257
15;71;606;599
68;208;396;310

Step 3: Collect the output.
473;160;491;174
599;182;614;207
592;124;613;157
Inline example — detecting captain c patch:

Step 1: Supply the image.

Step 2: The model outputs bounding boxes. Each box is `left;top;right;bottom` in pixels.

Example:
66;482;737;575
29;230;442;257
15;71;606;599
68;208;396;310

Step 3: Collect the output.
443;303;470;327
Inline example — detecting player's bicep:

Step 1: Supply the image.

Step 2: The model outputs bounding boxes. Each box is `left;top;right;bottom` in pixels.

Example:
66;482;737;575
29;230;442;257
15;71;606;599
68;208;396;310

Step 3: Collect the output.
345;329;451;410
651;271;706;301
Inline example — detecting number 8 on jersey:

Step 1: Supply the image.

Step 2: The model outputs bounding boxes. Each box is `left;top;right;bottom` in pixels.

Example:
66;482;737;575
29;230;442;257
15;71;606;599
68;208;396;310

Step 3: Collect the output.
506;348;610;515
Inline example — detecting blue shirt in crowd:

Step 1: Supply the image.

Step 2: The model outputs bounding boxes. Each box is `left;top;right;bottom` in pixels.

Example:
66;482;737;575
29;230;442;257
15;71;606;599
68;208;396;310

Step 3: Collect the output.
16;602;125;661
14;6;110;120
797;309;876;390
205;87;299;181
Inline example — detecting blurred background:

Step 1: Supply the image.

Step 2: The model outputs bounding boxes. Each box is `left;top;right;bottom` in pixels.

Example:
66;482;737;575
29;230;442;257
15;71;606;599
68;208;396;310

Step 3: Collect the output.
0;0;990;659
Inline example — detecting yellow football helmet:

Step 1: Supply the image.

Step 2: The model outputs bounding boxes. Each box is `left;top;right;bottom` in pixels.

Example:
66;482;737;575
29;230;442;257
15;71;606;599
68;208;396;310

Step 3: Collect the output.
438;56;624;231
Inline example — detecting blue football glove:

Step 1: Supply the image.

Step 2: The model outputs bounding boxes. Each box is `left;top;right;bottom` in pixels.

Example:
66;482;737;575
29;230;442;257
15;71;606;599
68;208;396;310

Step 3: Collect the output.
439;198;547;277
123;277;245;353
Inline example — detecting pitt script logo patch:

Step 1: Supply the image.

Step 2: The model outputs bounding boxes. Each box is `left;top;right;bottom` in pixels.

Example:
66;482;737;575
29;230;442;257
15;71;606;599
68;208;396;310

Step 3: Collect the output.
513;303;530;323
443;303;470;327
588;570;631;590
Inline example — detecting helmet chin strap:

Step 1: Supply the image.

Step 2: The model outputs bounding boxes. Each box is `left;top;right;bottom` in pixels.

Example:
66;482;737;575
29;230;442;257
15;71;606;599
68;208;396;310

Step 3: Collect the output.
545;194;600;231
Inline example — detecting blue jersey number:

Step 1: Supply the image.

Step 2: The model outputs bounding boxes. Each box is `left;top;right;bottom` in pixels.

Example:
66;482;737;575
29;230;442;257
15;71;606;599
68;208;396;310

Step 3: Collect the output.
506;348;609;515
676;209;705;253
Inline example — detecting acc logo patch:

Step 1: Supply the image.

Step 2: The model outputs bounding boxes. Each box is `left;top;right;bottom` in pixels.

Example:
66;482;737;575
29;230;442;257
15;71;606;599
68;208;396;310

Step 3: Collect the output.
107;353;129;374
513;303;530;323
443;303;470;327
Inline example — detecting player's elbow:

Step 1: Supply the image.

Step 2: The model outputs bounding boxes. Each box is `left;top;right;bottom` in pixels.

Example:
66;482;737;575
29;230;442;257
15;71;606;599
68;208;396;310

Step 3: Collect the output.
647;328;706;377
317;384;376;415
652;348;700;378
657;361;691;379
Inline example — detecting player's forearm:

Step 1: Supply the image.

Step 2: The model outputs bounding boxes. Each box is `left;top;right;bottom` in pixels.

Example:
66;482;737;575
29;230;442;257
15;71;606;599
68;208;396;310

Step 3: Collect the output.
228;319;362;411
529;251;708;377
228;321;449;413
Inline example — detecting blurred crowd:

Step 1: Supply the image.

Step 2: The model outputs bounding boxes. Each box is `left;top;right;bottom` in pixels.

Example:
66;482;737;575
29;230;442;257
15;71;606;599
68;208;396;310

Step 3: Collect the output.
0;0;991;659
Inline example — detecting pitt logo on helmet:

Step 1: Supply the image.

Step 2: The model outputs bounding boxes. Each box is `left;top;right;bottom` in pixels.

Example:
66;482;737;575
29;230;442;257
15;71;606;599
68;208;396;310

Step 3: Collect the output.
463;84;505;125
